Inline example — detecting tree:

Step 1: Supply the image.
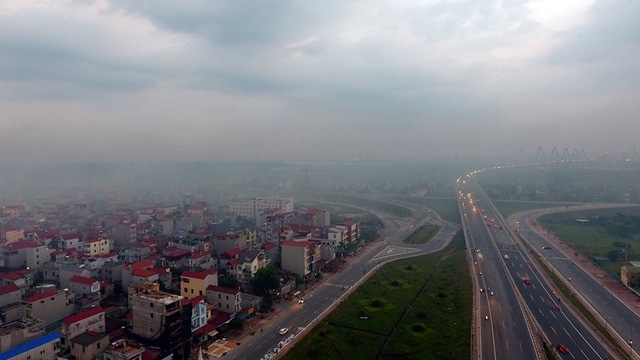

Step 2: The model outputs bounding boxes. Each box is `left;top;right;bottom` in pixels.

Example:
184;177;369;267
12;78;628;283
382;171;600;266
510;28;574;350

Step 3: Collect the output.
250;266;279;297
219;275;240;289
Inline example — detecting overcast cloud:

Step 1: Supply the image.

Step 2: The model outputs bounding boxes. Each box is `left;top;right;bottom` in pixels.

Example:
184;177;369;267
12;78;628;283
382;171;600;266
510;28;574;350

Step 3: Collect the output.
1;0;638;163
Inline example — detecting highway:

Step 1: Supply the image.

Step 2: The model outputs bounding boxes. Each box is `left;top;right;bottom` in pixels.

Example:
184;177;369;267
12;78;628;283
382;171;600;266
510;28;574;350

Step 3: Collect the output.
514;207;640;359
458;180;539;360
460;176;617;359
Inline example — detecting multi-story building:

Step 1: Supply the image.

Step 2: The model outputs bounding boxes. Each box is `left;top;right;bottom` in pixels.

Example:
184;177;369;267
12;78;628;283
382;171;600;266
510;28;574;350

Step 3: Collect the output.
0;283;21;308
1;228;25;244
0;316;46;354
99;260;124;284
227;249;266;285
59;306;105;350
0;331;61;360
227;196;294;219
56;233;83;252
130;289;183;340
0;240;38;269
69;275;100;296
2;205;26;219
182;295;208;333
23;289;75;327
336;221;360;243
111;221;137;247
25;242;50;270
83;237;110;257
180;268;218;299
206;286;241;314
281;241;320;278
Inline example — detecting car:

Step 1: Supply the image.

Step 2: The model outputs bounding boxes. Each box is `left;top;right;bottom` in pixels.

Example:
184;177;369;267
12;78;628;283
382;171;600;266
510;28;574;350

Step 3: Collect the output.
278;328;289;335
479;272;483;275
557;344;569;354
551;305;556;310
490;291;494;296
533;267;537;271
298;297;306;304
558;306;562;311
485;315;489;321
480;288;484;292
524;279;532;285
476;249;480;253
487;223;492;226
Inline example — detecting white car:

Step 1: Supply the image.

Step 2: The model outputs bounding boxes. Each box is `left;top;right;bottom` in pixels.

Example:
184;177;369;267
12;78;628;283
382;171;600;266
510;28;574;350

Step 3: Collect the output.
278;328;289;335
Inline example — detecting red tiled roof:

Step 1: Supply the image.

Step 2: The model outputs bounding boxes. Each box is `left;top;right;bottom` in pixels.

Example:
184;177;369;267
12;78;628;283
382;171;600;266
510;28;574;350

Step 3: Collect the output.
3;240;36;250
23;290;57;303
132;268;156;278
60;233;81;240
63;306;104;326
206;285;239;295
129;261;153;269
0;283;20;296
228;258;239;266
70;275;98;286
221;248;242;258
0;271;24;280
165;249;189;258
182;268;216;280
262;242;278;250
281;240;311;247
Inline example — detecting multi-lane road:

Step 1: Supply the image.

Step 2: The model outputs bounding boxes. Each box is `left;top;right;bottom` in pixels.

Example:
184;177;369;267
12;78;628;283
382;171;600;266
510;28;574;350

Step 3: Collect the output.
460;176;618;359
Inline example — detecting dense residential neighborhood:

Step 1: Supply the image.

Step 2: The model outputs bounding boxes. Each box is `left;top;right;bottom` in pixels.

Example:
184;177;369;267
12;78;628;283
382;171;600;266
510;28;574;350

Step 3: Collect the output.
0;196;365;360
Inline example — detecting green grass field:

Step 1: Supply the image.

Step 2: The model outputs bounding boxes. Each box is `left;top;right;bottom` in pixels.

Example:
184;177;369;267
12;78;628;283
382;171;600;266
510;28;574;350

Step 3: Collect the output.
403;224;441;245
538;207;640;276
281;232;471;360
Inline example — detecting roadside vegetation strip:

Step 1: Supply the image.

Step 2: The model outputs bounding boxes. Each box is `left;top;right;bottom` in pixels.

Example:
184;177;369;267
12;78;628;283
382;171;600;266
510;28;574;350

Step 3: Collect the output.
535;208;640;279
281;233;471;360
403;224;441;244
323;193;414;217
493;200;579;219
533;253;625;357
385;196;461;224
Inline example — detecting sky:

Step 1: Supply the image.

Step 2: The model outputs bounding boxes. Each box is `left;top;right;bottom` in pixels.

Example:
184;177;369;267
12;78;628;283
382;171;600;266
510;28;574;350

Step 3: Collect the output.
1;0;639;163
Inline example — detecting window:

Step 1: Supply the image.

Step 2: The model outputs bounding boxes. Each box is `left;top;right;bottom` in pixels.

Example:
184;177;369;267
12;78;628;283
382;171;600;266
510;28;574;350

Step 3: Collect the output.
184;287;188;293
150;313;154;318
191;289;194;294
150;302;154;308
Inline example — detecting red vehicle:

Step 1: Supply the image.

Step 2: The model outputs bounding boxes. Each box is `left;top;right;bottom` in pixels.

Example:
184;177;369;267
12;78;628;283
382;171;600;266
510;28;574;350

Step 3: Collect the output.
524;279;532;285
557;344;569;354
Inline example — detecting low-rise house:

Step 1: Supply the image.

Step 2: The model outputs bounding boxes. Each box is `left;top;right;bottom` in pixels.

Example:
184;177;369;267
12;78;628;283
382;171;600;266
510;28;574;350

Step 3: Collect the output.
69;331;109;360
0;270;34;295
83;237;110;257
59;306;105;350
0;283;21;308
180;268;218;299
206;286;241;314
184;250;215;272
101;338;145;360
99;261;124;284
0;316;45;353
182;295;208;333
23;289;75;327
227;249;266;285
69;275;100;297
